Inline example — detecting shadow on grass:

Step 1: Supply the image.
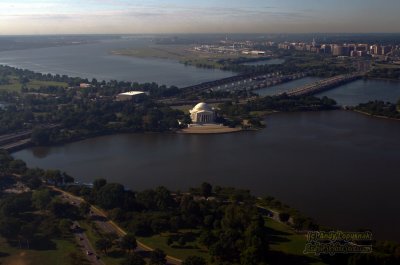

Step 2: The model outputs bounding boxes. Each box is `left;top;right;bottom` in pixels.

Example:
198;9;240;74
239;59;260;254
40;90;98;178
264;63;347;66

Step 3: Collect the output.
136;250;152;259
7;235;57;251
30;236;57;251
107;249;126;259
265;225;292;244
171;245;198;249
267;250;320;265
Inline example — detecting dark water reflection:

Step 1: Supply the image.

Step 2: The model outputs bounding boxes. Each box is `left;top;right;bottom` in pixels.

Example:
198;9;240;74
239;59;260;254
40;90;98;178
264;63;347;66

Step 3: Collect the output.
13;111;400;241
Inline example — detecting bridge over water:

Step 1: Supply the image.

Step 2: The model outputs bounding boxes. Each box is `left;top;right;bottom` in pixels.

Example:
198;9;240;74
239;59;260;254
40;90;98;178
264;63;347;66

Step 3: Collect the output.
179;71;362;98
180;72;308;95
285;73;363;97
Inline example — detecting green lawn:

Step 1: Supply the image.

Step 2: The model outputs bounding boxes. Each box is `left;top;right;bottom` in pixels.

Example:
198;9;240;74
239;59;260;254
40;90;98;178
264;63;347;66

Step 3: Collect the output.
27;80;68;89
138;230;210;261
0;236;86;265
0;76;22;92
0;77;68;92
265;218;327;265
374;63;400;69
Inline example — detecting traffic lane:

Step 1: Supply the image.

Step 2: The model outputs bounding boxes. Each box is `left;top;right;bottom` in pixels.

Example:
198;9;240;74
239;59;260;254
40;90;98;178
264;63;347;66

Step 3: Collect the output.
72;221;104;265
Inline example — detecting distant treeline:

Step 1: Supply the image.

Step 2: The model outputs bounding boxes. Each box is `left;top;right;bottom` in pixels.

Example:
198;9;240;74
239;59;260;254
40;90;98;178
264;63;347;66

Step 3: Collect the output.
366;68;400;80
355;100;400;119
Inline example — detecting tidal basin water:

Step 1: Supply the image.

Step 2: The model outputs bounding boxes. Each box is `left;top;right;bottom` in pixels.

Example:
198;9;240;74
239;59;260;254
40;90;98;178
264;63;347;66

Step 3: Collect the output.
14;110;400;241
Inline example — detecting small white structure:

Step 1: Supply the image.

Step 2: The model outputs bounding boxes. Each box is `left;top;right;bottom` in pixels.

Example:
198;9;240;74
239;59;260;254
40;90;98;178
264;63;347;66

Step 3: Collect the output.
116;91;145;101
79;83;92;88
189;102;215;124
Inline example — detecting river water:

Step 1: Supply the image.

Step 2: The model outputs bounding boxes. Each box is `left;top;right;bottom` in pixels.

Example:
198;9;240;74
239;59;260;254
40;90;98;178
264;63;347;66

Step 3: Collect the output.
13;110;400;241
256;77;400;106
0;37;234;87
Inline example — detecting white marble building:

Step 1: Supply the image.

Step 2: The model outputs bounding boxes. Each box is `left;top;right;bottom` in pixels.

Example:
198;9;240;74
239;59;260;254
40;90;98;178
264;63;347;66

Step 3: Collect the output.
189;102;215;124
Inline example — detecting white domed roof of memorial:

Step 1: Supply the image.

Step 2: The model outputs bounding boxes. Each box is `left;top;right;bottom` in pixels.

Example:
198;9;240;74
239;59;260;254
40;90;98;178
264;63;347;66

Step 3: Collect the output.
192;102;212;112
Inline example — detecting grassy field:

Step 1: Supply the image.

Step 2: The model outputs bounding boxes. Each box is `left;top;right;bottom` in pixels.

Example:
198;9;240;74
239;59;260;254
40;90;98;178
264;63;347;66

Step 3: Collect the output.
0;236;85;265
265;218;326;265
0;75;68;92
138;230;210;261
374;63;400;69
112;44;261;69
27;80;68;89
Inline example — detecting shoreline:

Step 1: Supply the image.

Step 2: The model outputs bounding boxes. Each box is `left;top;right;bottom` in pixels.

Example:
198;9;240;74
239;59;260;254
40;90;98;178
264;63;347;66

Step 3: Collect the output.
365;77;400;82
179;124;243;134
351;109;400;122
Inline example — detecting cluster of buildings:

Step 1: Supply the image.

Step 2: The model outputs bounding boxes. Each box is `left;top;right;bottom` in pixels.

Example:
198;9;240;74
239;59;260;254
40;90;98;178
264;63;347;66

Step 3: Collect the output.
278;39;398;58
192;44;267;56
192;38;271;56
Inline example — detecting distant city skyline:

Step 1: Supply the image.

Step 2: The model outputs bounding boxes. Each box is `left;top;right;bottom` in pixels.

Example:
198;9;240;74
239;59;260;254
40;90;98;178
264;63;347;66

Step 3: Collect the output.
1;0;400;35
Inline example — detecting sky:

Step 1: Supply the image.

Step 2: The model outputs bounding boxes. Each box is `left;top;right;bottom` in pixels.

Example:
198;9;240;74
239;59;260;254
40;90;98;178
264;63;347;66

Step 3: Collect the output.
0;0;399;35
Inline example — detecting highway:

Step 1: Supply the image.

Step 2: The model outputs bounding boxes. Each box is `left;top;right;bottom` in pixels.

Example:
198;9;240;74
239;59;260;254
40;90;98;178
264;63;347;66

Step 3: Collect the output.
71;220;105;265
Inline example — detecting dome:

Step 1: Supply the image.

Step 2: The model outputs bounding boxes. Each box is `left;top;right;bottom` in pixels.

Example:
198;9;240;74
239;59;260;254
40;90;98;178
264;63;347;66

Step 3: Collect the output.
192;102;212;112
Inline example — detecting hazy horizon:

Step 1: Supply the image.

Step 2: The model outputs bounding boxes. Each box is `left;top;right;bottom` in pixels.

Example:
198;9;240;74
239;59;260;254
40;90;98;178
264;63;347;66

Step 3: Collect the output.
1;0;400;35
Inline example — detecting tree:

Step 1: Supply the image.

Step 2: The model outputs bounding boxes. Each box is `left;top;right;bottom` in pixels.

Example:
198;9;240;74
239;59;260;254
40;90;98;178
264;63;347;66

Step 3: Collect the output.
69;251;89;265
62;172;75;184
120;253;145;265
78;202;91;217
149;248;167;265
96;183;125;209
120;234;137;253
278;212;290;223
49;199;78;219
8;159;27;174
201;182;212;198
166;236;174;246
93;178;107;191
31;128;50;145
58;219;72;237
44;170;62;186
199;230;216;247
22;168;44;189
178;236;186;247
182;256;207;265
95;238;112;255
32;189;52;210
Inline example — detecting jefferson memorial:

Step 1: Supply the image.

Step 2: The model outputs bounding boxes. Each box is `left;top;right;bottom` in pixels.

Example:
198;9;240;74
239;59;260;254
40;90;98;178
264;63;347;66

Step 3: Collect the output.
189;102;215;124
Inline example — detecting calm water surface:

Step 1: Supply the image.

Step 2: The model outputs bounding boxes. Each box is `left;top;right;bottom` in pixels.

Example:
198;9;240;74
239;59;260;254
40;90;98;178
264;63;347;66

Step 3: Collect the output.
256;77;400;106
316;79;400;106
0;38;234;87
13;111;400;241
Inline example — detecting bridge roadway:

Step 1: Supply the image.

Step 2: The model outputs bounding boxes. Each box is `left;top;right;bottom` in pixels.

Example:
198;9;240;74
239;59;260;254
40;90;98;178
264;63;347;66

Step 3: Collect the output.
0;124;60;152
285;73;362;97
180;72;307;95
